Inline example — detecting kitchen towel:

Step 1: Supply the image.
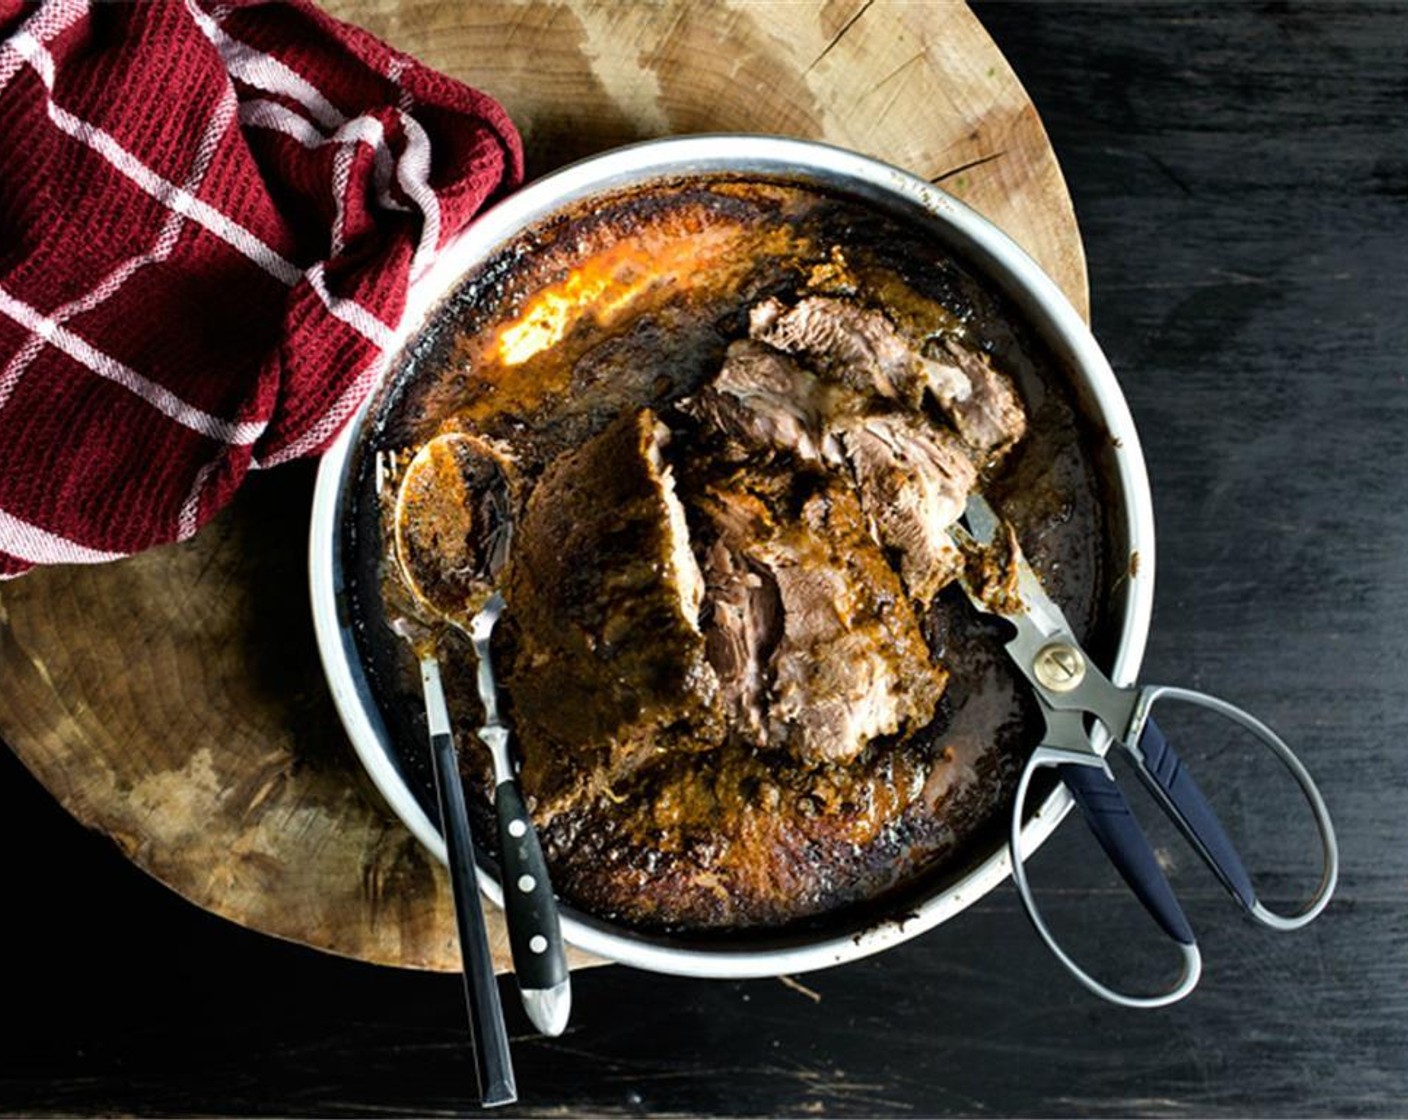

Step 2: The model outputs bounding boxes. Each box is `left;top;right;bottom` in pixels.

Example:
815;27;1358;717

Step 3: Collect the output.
0;0;522;576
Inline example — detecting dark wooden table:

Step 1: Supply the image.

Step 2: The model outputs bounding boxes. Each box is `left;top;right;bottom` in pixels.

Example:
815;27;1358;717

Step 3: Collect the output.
4;3;1405;1115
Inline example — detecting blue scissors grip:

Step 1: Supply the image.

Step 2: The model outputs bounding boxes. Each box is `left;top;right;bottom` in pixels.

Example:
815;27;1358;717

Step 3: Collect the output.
1059;761;1196;946
1137;716;1257;910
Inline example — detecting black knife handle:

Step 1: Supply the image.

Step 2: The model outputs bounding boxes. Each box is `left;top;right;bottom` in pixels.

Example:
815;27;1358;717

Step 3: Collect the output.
495;779;568;995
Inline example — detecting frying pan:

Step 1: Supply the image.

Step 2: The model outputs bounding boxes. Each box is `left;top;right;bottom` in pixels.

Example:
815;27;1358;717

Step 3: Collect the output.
308;135;1155;977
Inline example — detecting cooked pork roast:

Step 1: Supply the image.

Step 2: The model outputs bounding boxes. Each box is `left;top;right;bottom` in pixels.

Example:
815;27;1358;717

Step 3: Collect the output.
504;409;723;781
484;284;1026;909
366;179;1106;932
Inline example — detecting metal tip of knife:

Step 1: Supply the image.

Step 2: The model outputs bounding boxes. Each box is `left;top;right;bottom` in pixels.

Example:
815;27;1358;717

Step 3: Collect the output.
520;978;572;1038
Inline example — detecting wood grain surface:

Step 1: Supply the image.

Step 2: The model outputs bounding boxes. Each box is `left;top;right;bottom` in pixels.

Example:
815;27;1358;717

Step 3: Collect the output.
2;2;1406;1116
320;0;1089;316
0;0;1086;973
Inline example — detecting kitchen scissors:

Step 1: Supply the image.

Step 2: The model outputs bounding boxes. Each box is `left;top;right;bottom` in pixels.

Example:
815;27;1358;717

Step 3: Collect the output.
950;495;1339;1008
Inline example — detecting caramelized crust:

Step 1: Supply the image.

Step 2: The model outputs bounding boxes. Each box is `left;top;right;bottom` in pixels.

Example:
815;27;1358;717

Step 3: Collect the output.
504;409;722;785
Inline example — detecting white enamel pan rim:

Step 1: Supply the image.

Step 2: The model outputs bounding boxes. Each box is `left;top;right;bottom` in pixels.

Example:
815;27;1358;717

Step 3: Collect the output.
309;134;1155;979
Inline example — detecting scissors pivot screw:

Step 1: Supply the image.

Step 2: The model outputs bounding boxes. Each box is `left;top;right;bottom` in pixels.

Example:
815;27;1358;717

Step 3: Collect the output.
1033;642;1086;693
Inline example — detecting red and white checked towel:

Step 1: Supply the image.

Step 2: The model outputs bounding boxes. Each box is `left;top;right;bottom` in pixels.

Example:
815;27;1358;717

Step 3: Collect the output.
0;0;522;577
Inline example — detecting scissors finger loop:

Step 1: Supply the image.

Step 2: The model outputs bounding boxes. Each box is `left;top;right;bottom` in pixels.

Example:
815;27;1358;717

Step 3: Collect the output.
1128;685;1339;930
1010;748;1203;1009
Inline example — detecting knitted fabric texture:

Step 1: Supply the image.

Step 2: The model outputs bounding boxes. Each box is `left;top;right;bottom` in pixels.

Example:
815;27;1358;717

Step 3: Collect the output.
0;0;523;576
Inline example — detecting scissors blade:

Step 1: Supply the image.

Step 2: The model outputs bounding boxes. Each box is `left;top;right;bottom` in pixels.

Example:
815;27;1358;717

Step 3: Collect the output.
953;495;1072;641
951;495;1137;737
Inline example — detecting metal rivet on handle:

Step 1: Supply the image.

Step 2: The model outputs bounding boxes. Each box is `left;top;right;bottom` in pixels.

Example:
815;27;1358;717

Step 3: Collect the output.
1034;642;1086;693
529;935;548;954
508;819;527;838
518;874;536;893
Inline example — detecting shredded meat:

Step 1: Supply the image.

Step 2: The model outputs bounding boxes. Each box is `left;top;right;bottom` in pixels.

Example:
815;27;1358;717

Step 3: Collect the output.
697;490;783;745
749;294;974;413
839;413;975;605
923;338;1027;457
750;294;1026;461
682;339;839;464
749;295;924;404
760;480;945;763
674;292;1036;759
698;475;945;765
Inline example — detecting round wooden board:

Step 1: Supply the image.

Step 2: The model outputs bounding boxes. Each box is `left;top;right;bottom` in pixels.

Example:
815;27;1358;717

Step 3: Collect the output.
0;0;1086;973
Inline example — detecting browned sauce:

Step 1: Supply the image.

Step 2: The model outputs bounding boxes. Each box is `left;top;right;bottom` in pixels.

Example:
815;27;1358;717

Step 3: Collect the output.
354;177;1111;934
